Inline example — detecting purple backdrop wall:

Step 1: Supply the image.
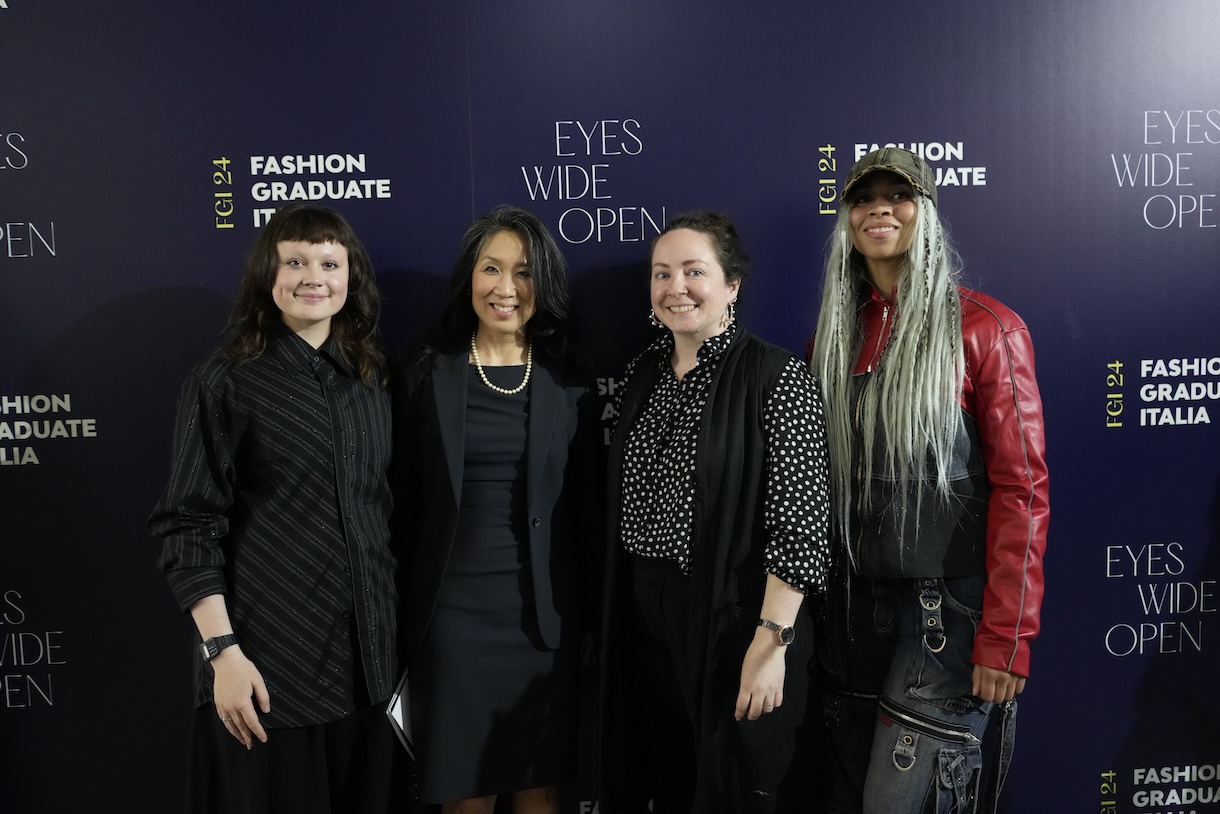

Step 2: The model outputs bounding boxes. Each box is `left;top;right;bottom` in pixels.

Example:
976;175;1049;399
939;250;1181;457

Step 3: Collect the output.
3;1;1219;812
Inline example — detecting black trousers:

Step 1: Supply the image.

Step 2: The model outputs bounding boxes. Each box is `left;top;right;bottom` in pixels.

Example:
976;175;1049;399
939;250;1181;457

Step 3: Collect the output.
625;555;821;814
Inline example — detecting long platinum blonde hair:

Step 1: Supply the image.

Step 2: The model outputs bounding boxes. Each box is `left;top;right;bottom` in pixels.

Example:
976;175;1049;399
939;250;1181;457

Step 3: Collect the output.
808;197;965;553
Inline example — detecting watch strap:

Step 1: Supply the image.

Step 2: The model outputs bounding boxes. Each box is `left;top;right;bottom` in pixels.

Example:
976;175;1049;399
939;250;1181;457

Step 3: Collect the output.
200;633;239;662
757;617;795;645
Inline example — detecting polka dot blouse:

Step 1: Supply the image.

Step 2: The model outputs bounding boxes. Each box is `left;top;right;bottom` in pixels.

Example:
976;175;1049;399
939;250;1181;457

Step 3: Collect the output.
616;323;831;593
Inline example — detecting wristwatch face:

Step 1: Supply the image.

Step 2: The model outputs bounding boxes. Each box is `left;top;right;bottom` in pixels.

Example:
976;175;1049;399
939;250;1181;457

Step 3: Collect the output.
199;634;236;662
758;618;795;646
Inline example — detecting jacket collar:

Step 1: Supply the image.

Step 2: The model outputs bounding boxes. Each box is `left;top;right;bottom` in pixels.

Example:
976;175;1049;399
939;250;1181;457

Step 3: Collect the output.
430;347;562;511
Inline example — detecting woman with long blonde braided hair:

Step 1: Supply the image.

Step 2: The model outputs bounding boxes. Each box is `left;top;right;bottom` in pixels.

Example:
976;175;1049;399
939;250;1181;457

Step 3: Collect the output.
807;148;1049;814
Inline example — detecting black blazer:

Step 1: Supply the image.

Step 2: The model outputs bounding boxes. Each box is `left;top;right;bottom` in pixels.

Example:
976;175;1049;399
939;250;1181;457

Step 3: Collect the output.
391;347;601;652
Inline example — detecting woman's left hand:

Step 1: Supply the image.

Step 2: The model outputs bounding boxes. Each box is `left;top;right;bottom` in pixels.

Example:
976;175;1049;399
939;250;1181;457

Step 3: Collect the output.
734;629;787;721
972;663;1027;703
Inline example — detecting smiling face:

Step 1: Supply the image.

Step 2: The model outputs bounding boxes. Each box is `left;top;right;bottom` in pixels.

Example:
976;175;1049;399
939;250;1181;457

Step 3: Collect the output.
270;239;349;347
847;170;919;289
650;228;740;346
470;229;535;339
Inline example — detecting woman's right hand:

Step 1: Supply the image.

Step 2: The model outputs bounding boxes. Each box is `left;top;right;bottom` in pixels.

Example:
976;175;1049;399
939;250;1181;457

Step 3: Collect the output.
735;629;788;721
211;646;271;749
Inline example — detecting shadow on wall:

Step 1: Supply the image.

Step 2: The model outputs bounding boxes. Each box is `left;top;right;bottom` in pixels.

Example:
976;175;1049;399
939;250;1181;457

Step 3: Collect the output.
1109;471;1220;796
572;262;657;378
377;267;450;356
4;286;231;813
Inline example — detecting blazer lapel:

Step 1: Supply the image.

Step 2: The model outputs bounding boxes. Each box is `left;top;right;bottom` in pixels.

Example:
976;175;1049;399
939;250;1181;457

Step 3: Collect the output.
526;359;560;511
432;351;468;507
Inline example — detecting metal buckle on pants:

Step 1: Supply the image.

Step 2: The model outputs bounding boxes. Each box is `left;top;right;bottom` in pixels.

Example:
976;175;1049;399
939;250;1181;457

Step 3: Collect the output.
920;580;946;653
878;695;980;775
893;731;918;772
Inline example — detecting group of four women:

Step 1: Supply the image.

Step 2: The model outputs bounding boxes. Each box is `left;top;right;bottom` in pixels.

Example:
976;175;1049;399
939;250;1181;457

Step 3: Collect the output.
150;148;1049;814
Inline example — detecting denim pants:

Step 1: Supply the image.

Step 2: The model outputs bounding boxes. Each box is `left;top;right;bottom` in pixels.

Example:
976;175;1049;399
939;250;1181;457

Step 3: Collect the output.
819;574;1016;814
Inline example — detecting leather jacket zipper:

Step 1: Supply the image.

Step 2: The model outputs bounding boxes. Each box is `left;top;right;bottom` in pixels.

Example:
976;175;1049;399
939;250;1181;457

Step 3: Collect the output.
866;304;889;373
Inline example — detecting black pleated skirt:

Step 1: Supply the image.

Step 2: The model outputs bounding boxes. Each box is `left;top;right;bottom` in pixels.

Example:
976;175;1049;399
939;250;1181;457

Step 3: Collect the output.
186;701;394;814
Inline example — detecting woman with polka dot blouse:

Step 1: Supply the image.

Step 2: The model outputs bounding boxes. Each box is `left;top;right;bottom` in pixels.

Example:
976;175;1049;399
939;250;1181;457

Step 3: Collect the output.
599;211;832;813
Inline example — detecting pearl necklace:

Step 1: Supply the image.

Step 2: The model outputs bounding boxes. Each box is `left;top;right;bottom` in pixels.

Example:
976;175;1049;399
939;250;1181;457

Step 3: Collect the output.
470;332;532;395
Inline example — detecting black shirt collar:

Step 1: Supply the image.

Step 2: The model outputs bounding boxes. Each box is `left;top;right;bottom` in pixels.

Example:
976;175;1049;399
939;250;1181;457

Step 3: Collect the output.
267;322;354;378
649;320;739;368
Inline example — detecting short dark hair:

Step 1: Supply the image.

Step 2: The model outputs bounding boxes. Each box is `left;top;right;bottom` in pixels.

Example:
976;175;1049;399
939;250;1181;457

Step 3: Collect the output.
223;203;386;387
429;205;579;361
654;211;751;285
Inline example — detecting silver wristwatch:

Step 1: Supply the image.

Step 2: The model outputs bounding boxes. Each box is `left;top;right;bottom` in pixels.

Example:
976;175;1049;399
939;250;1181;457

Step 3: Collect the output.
757;618;795;646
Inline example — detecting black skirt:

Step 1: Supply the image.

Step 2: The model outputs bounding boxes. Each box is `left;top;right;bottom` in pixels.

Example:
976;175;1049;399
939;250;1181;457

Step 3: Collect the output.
407;367;578;804
186;702;394;814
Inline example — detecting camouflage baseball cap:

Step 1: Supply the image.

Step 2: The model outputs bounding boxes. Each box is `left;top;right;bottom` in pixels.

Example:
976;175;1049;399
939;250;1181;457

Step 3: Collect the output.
841;147;937;207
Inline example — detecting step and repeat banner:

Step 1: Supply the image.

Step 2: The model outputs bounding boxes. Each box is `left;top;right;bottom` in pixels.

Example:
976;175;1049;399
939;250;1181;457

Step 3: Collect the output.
3;1;1218;811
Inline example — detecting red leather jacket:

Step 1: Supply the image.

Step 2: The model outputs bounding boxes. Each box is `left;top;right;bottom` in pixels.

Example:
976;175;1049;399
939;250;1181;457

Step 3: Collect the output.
841;285;1049;677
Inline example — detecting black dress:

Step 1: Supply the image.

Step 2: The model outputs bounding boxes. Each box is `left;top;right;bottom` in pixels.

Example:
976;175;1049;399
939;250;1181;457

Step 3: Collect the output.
408;365;578;803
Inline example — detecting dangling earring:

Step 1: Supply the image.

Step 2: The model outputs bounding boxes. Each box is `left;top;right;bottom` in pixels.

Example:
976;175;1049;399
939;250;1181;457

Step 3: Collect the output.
721;300;736;329
648;309;663;329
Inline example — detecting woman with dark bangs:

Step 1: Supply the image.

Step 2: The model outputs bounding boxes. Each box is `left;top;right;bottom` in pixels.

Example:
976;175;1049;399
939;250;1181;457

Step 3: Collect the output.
150;203;397;814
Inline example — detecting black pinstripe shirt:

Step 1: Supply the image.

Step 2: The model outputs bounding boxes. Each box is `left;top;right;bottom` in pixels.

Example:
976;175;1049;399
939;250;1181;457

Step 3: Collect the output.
149;325;396;728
